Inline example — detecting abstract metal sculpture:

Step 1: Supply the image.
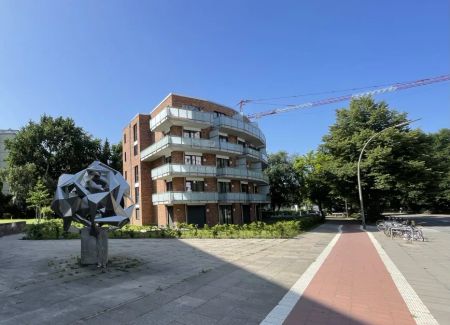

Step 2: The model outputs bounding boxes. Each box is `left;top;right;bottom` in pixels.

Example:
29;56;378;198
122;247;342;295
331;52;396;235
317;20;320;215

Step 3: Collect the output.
51;161;134;266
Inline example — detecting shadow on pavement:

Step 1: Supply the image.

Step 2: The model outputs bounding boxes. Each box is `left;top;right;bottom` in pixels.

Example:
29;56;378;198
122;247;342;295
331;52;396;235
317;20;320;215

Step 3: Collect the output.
0;223;367;325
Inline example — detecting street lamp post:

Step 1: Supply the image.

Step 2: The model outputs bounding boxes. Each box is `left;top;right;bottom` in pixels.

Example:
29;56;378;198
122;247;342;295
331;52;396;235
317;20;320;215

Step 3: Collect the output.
357;119;418;229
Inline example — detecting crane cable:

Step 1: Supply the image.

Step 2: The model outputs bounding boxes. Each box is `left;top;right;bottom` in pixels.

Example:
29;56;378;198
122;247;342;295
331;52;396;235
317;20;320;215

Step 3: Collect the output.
246;74;450;120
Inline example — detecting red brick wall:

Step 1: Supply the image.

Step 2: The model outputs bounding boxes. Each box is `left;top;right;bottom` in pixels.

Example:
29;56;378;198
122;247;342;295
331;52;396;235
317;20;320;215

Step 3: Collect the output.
250;203;257;222
172;152;184;164
206;204;219;226
173;204;186;223
231;180;240;193
205;178;217;192
232;203;242;224
173;177;185;191
170;125;183;137
203;153;216;166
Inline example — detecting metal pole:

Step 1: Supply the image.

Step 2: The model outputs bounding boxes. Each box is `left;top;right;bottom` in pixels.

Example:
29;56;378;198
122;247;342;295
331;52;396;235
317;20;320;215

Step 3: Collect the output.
357;120;418;229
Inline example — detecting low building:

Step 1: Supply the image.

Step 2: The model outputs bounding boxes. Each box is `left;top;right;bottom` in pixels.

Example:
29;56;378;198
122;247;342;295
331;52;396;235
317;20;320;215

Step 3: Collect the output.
0;129;18;195
122;94;270;227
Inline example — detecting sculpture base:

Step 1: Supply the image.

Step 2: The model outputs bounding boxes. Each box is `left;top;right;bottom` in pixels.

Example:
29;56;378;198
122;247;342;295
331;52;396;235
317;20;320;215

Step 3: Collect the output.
80;228;108;266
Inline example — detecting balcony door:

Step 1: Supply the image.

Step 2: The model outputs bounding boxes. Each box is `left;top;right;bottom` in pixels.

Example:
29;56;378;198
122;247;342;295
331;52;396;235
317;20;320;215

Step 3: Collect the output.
167;206;174;227
187;205;206;228
219;205;232;224
242;205;251;223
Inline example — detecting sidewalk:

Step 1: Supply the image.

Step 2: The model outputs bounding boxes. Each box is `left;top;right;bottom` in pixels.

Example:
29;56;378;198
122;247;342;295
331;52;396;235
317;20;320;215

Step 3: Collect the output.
283;225;415;325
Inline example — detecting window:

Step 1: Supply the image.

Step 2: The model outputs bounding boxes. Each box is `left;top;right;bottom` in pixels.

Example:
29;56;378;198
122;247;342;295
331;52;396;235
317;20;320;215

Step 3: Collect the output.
219;135;228;143
166;181;173;191
217;158;230;168
135;208;140;220
219;205;232;224
133;124;138;141
185;180;204;192
185;155;202;165
134;166;139;182
238;140;246;148
165;156;172;164
218;181;231;193
124;171;127;180
123;133;126;144
135;187;140;203
124;152;127;162
254;185;258;194
183;130;200;138
133;144;138;156
241;183;249;193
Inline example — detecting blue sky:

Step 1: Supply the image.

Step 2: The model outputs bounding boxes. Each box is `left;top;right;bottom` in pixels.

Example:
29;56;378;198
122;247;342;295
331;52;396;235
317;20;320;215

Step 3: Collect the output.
0;0;448;155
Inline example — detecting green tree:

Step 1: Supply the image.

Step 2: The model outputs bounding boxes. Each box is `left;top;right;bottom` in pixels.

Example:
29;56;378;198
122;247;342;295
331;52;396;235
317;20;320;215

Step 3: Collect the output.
428;129;450;211
265;151;302;210
110;141;123;172
321;96;434;220
26;179;52;220
293;151;333;215
100;138;112;165
4;115;101;205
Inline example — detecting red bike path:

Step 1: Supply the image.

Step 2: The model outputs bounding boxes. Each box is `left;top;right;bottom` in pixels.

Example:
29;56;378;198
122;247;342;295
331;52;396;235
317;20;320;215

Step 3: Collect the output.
284;225;415;325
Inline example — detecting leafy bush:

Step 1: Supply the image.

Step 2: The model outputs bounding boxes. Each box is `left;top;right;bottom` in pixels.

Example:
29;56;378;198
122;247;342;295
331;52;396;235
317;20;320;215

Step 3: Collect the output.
24;219;81;240
23;215;323;240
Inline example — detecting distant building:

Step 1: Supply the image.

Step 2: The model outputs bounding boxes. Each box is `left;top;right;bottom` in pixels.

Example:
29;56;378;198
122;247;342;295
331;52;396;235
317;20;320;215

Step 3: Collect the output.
122;94;270;226
0;129;18;195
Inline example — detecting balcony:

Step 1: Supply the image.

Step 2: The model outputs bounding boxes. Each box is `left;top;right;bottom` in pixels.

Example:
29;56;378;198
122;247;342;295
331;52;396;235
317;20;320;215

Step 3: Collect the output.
218;192;270;203
248;193;270;203
151;164;216;180
141;136;217;161
218;192;249;203
216;167;269;184
152;191;218;204
141;136;249;162
149;107;266;148
214;115;266;147
150;107;213;132
244;147;268;163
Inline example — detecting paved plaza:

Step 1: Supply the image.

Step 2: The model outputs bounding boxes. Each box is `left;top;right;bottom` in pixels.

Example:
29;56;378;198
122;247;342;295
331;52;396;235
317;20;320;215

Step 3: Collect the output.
1;216;449;324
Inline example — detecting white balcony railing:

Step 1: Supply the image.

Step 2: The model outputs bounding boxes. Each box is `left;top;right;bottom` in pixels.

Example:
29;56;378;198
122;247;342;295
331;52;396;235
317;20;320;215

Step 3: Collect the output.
151;164;216;179
218;192;270;203
150;107;213;131
217;167;269;184
213;115;266;145
152;191;218;204
149;107;265;145
218;192;249;203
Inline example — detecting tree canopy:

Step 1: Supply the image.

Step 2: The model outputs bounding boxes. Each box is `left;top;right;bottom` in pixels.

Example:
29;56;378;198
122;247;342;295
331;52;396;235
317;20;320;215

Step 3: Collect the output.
2;115;122;209
266;96;450;219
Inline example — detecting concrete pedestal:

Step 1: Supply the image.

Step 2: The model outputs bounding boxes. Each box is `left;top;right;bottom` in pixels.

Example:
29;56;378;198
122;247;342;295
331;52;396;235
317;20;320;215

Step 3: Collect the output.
80;227;108;266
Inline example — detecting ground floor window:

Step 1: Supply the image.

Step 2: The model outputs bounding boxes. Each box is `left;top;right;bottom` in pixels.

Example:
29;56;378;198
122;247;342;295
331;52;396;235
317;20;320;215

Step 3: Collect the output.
219;205;232;224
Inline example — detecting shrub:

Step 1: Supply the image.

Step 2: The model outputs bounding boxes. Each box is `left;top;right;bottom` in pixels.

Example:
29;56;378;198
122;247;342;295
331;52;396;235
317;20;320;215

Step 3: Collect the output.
23;215;323;240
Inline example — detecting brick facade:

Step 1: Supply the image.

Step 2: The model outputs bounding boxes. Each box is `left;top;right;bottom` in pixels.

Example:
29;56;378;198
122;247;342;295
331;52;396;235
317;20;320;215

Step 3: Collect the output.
123;94;269;227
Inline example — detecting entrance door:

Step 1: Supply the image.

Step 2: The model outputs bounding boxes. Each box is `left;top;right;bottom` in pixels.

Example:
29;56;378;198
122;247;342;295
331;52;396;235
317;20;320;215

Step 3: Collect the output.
167;206;174;227
187;205;206;228
242;205;251;223
219;205;232;224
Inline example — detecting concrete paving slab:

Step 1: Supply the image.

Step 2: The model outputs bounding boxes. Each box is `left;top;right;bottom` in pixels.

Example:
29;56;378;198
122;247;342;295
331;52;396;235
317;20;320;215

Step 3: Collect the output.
0;223;338;324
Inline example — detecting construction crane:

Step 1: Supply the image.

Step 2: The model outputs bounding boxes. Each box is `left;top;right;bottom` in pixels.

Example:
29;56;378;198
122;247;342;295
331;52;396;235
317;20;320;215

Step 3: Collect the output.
246;74;450;120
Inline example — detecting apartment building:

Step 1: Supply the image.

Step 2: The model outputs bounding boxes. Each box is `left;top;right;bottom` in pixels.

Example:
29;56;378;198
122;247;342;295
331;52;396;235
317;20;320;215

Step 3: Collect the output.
122;94;270;227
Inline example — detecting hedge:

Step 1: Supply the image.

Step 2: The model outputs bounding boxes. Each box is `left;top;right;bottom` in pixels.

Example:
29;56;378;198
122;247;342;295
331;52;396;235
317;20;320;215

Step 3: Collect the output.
24;215;323;240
